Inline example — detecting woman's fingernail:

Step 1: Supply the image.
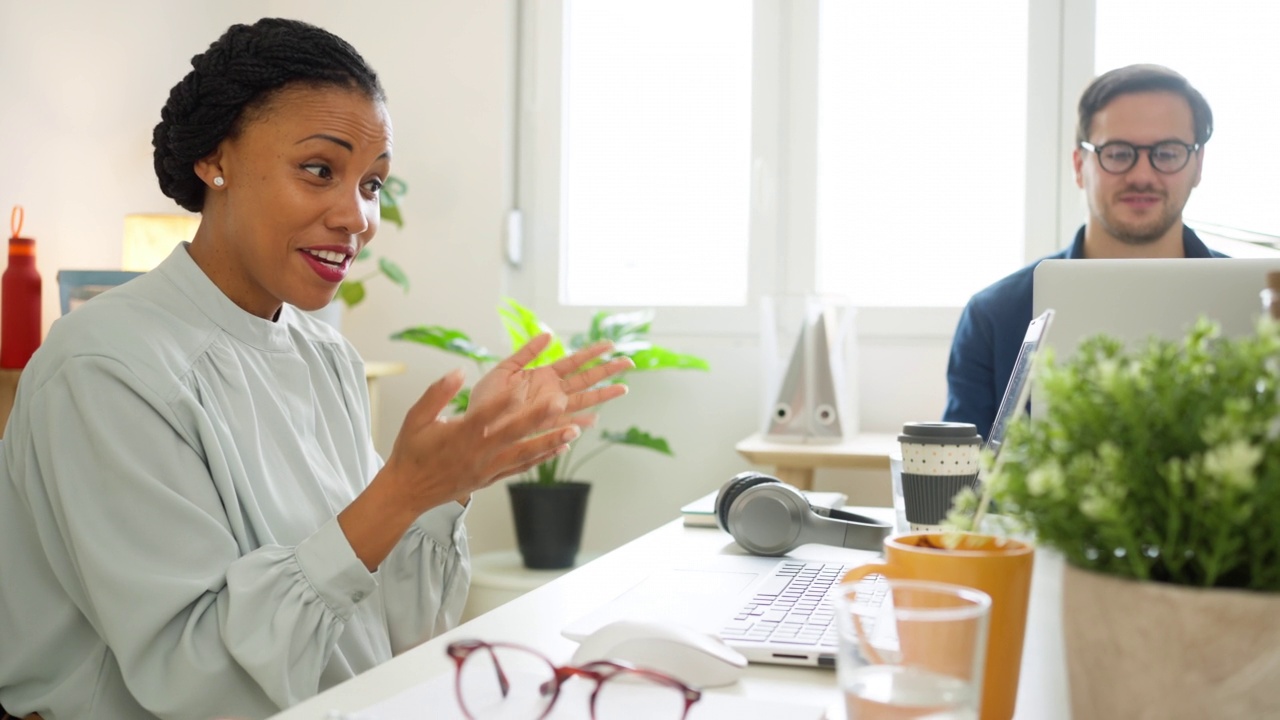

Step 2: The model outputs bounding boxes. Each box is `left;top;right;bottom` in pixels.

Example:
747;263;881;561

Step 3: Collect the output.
563;426;582;442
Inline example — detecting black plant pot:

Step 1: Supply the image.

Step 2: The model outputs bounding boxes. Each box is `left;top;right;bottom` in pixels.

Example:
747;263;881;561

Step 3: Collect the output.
508;481;591;569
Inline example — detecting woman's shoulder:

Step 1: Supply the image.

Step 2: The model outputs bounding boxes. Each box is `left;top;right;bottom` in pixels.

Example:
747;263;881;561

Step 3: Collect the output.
35;271;218;381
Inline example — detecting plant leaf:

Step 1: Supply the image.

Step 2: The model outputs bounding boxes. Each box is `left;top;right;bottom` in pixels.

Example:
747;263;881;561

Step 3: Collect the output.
379;176;407;228
500;298;565;367
379;198;403;228
390;326;500;363
628;346;710;371
533;457;560;484
600;427;674;455
378;257;410;292
356;247;374;262
449;386;471;414
573;310;654;349
337;281;366;308
597;309;654;339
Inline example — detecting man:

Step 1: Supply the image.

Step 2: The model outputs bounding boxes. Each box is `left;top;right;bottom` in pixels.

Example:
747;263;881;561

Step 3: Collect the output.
943;64;1222;439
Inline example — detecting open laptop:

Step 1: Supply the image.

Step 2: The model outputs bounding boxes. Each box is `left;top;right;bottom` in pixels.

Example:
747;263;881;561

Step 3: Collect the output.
1032;258;1280;419
1033;258;1280;357
562;311;1055;668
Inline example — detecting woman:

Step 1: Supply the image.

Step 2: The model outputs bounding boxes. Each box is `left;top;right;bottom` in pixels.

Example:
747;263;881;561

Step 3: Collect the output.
0;18;630;720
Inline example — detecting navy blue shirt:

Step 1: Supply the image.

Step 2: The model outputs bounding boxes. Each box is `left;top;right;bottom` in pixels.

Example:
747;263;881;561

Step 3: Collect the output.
943;225;1225;441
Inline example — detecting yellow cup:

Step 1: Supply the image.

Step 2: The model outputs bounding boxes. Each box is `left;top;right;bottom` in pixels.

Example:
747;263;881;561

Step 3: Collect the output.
842;533;1034;720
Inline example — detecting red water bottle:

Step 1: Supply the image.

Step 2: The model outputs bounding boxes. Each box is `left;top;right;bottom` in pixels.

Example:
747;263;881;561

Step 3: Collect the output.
1;206;42;369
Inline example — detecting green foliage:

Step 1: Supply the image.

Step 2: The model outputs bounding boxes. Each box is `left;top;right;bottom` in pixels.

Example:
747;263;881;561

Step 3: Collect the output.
389;326;500;365
955;318;1280;591
392;298;709;483
378;176;408;228
338;176;411;309
600;427;673;455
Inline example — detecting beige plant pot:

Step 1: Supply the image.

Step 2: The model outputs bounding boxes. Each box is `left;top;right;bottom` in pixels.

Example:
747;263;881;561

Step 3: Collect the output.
1063;562;1280;719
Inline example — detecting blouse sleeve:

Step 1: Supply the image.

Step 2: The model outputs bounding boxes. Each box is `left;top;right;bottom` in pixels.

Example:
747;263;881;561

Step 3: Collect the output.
379;502;472;655
17;354;379;717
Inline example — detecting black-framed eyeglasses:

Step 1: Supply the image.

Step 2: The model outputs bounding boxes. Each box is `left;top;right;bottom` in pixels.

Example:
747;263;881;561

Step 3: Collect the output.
446;639;702;720
1079;140;1200;174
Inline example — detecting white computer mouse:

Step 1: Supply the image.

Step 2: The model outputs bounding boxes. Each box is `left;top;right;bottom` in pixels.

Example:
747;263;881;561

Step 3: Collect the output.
570;619;748;689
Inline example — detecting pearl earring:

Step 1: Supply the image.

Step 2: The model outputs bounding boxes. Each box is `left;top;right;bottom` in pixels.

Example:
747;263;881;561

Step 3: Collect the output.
213;176;225;187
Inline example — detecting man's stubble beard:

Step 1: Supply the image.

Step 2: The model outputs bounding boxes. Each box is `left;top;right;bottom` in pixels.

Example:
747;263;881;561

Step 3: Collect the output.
1094;186;1186;246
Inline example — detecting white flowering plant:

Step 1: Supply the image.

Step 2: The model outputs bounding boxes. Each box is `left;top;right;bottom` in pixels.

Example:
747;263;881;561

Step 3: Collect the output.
950;317;1280;590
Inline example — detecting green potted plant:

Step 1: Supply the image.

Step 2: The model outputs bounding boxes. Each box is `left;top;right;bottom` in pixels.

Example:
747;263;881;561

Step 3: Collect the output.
392;298;709;568
950;317;1280;718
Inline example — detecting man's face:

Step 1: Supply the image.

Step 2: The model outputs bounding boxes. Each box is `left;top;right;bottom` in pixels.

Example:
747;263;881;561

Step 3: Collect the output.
1073;91;1203;247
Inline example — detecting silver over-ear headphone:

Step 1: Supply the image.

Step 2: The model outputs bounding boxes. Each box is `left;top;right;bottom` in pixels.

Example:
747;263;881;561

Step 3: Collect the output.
714;471;892;556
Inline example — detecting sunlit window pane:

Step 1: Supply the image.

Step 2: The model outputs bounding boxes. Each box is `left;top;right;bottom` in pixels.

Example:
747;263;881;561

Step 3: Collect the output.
561;0;753;307
1096;0;1280;237
815;1;1028;306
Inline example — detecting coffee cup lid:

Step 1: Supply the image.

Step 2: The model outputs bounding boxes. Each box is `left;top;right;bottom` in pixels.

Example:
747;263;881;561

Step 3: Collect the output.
898;421;982;445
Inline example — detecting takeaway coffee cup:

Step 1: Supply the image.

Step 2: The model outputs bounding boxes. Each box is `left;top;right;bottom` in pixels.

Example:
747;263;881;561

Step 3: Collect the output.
896;422;982;532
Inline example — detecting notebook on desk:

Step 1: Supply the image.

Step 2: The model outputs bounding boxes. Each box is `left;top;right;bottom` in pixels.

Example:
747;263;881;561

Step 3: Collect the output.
562;311;1054;668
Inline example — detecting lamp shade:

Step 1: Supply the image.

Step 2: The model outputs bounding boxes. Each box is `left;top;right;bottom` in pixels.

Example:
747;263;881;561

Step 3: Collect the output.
123;214;199;271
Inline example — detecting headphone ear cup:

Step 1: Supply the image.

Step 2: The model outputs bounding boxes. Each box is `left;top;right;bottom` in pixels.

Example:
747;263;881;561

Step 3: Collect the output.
715;471;779;533
724;481;812;556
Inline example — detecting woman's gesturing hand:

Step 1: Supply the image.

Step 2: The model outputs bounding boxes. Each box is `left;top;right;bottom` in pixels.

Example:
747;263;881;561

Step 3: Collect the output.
388;334;634;507
469;334;635;441
345;334;635;569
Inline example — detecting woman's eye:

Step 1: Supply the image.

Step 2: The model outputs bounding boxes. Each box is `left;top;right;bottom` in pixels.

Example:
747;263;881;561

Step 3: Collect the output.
363;177;384;195
302;163;333;180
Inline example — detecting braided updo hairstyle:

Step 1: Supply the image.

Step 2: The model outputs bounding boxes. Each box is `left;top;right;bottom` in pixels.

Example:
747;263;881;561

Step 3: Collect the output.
153;18;386;212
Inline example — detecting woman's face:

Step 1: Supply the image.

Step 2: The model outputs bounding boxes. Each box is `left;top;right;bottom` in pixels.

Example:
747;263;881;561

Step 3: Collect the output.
193;84;392;319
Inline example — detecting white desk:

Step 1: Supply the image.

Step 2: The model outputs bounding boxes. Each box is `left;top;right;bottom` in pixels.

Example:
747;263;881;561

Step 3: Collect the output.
269;513;1070;719
463;550;600;622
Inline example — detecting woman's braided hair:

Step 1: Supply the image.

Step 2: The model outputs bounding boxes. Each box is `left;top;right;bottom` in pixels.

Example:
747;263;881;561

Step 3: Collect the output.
153;18;385;212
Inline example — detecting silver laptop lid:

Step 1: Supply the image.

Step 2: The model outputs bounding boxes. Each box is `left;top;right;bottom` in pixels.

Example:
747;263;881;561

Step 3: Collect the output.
1032;257;1280;360
1031;257;1280;419
984;309;1053;459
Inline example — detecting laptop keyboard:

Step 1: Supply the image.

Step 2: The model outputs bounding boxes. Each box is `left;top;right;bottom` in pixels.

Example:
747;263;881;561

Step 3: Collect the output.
718;561;888;649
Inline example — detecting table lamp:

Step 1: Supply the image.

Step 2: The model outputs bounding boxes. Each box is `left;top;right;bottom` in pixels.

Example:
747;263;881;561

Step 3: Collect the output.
122;213;200;271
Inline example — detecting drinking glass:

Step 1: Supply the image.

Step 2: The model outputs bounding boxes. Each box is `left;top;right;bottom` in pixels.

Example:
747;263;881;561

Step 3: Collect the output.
836;579;991;720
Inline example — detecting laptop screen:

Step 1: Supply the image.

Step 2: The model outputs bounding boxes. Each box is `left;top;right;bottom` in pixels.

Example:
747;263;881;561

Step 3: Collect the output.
984;309;1053;459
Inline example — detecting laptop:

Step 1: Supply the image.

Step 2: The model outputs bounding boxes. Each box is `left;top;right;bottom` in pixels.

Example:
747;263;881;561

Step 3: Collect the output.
1032;257;1280;417
561;311;1055;668
1032;257;1280;356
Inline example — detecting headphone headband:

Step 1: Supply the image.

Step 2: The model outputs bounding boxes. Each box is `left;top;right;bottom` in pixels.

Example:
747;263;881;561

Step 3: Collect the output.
714;472;892;556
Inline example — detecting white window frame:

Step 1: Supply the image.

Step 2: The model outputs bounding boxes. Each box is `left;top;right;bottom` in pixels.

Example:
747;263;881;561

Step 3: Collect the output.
509;0;1146;340
513;0;781;337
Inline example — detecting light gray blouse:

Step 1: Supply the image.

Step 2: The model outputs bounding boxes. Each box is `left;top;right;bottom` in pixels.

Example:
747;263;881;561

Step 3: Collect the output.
0;245;470;720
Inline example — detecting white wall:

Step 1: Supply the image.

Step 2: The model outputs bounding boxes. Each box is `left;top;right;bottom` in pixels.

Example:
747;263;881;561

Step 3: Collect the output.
0;1;951;560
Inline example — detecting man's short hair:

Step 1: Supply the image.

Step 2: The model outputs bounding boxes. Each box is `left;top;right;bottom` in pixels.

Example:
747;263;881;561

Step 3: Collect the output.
1077;64;1213;146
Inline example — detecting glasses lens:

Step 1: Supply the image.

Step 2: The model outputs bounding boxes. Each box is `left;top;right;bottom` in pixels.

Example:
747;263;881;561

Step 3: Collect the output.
593;670;691;719
1097;143;1137;173
1151;142;1190;172
456;645;557;719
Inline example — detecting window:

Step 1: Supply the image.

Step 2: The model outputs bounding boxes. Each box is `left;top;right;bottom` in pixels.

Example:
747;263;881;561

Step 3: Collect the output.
1095;0;1280;240
815;1;1029;306
559;0;753;307
518;1;1275;330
